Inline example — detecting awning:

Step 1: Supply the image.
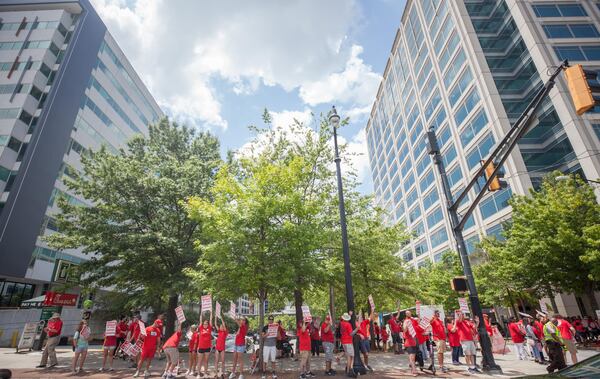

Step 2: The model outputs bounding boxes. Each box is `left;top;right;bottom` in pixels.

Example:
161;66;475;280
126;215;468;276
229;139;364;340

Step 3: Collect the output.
20;295;46;308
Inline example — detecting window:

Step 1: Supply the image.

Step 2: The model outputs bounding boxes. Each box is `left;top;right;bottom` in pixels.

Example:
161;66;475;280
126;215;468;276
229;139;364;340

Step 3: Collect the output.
413;221;425;237
543;24;600;38
423;189;439;210
0;166;11;182
431;228;448;248
465;235;481;255
415;240;428;256
404;172;415;192
19;110;33;125
486;224;505;241
448;165;462;188
420;169;435;192
479;188;512;219
0;281;35;307
442;144;457;167
427;206;444;228
460;109;488;147
466;133;495;169
0;108;19;119
532;4;587;17
444;49;467;88
403;251;414;262
408;204;422;223
406;189;418;206
454;90;481;126
554;45;600;61
6;137;21;152
449;68;473;106
438;125;451;147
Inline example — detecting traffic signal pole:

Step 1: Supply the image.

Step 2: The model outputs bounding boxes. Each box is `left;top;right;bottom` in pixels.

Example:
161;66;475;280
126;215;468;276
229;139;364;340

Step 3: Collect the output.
426;60;569;373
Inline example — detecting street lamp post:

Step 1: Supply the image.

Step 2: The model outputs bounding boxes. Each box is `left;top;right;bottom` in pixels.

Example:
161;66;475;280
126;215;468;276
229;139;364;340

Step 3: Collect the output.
329;106;367;375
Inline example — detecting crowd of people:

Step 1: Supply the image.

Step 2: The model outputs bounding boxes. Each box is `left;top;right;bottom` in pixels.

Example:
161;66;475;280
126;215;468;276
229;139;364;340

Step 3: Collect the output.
33;306;600;378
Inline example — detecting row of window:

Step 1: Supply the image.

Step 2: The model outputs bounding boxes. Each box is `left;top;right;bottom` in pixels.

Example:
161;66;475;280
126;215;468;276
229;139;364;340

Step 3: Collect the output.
543;23;600;38
532;3;587;18
89;76;141;134
554;45;600;61
0;20;67;36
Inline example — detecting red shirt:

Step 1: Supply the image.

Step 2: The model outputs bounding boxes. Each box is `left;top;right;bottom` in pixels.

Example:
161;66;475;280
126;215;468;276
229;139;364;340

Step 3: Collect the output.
374;324;380;336
388;317;401;333
381;327;389;341
297;326;311;351
129;321;141;341
533;321;544;340
430;317;446;341
235;322;247;346
455;320;474;342
198;325;213;349
104;335;117;347
413;319;426;344
216;329;228;351
484;319;493;335
558;320;573;340
573;320;585;332
47;319;63;337
163;331;181;349
403;320;416;347
340;320;353;344
310;323;321;340
358;320;370;339
320;323;334;343
189;331;199;351
447;323;460;347
142;326;161;350
508;322;525;343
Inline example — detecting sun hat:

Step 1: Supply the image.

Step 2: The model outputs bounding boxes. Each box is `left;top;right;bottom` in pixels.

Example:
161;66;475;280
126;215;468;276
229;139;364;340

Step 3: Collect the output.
51;312;60;319
342;313;351;321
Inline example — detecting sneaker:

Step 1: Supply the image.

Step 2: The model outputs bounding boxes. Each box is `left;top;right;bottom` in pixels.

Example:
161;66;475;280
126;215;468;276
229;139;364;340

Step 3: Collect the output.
441;367;449;373
239;375;245;379
36;365;46;368
299;374;307;379
308;372;316;377
346;372;357;378
262;375;266;379
228;374;236;379
162;372;168;378
49;363;58;368
109;368;115;372
99;368;104;372
467;368;477;374
144;370;150;378
366;365;373;371
134;371;140;377
272;374;278;379
473;367;482;373
75;368;80;373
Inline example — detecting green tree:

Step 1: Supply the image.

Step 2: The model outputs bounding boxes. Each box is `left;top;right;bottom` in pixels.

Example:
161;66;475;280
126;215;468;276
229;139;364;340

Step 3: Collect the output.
478;172;600;311
47;119;221;335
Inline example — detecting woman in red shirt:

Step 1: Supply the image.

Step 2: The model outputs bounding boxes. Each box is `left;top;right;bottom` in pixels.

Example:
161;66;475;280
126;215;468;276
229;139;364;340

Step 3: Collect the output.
100;321;117;372
297;319;313;378
186;324;199;376
381;324;389;352
213;310;228;377
402;313;418;377
197;311;213;377
162;323;182;379
446;317;461;365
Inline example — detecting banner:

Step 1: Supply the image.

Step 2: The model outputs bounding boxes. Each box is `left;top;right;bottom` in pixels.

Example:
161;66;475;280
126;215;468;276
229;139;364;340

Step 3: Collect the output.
139;320;146;336
458;297;469;313
229;301;237;319
175;306;186;323
415;300;421;316
302;305;312;321
105;320;117;337
267;324;278;338
215;302;222;319
368;295;375;311
539;299;548;314
201;294;212;312
43;291;78;307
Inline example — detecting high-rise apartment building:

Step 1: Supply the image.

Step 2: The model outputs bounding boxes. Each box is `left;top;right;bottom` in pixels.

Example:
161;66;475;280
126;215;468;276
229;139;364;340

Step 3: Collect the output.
366;0;600;313
0;0;162;307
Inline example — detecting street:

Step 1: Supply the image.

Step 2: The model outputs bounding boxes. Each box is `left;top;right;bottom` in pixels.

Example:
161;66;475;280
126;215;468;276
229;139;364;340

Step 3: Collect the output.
1;346;597;379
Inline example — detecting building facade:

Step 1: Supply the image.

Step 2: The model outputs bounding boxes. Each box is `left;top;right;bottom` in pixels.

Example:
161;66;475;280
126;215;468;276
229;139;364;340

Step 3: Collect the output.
366;0;600;314
0;0;162;308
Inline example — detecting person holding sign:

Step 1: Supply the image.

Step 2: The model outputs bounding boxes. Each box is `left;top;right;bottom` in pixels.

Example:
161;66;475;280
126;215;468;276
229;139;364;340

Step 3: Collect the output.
261;315;280;379
430;310;448;373
320;315;335;376
358;310;376;371
186;324;199;376
297;318;314;379
127;314;143;368
197;310;214;378
134;319;162;378
215;310;229;378
452;311;479;374
162;322;183;379
100;320;117;371
402;312;418;377
230;317;249;379
71;320;91;374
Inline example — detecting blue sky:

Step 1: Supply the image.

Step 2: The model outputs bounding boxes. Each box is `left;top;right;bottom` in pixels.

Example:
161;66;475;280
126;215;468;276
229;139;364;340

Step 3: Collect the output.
92;0;407;193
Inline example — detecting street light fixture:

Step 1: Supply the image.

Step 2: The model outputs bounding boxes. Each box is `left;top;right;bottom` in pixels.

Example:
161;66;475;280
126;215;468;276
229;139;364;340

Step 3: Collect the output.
329;105;367;376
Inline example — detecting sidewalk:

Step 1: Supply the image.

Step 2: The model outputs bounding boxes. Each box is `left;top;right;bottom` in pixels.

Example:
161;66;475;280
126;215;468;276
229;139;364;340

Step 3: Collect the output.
0;346;598;378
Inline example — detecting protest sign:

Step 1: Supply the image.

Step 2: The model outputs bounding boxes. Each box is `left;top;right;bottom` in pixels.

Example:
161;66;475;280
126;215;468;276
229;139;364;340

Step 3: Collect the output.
201;294;212;312
105;320;117;337
539;299;548;314
267;324;278;338
407;319;416;337
80;325;90;339
215;302;222;319
415;300;421;316
301;305;312;321
229;301;237;319
368;295;375;311
175;306;186;323
458;297;469;313
139;320;146;336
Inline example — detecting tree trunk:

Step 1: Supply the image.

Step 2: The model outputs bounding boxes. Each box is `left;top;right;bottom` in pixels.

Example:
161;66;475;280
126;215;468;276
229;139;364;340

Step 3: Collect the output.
506;288;519;319
585;281;599;314
165;293;178;337
329;285;335;320
546;287;558;313
294;289;303;326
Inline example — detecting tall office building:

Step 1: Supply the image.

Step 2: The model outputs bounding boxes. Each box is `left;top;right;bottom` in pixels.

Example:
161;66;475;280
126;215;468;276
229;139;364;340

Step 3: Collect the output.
366;0;600;313
0;0;162;307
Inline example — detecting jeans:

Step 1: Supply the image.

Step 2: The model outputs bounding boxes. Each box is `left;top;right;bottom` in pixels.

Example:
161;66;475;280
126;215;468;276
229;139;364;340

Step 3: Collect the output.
528;340;541;361
514;342;526;360
311;339;320;356
451;346;460;363
418;342;428;361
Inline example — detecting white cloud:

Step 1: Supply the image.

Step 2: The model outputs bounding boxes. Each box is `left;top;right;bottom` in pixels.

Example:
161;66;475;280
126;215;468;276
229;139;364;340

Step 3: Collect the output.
338;128;371;184
90;0;381;130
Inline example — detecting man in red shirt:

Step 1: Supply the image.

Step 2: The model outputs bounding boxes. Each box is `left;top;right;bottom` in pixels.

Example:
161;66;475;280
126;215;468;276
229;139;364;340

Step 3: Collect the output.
452;311;479;374
557;315;578;364
298;318;313;379
357;310;375;371
339;312;358;378
135;319;162;378
37;312;63;368
388;307;402;354
430;310;448;372
114;316;128;357
320;315;335;376
508;317;526;360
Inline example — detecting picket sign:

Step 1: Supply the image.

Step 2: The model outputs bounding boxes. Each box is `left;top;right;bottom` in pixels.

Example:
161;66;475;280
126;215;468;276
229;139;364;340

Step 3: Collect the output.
407;319;416;338
105;320;117;337
201;295;212;312
215;302;222;319
80;325;91;339
139;320;147;336
120;341;132;356
415;300;421;316
302;305;312;321
419;316;431;329
175;306;186;323
458;297;470;313
229;301;237;319
368;295;375;311
539;299;548;314
267;324;278;338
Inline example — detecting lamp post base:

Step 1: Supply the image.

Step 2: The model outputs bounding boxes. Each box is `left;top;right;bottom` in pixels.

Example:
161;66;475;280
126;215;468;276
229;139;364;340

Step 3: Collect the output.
351;334;367;375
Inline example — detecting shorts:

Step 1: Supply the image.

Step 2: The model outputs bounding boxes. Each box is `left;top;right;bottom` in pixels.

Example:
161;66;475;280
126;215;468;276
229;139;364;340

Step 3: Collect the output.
197;347;211;354
141;348;156;360
103;345;116;351
435;339;446;354
75;346;88;353
342;343;354;357
323;341;334;362
461;340;477;356
405;345;418;354
392;333;401;344
300;350;310;366
263;345;276;363
234;345;246;353
564;338;577;354
359;339;370;353
164;347;179;362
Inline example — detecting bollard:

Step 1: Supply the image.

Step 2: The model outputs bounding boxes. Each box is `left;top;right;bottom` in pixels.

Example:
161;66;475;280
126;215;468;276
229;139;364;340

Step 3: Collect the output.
11;330;19;348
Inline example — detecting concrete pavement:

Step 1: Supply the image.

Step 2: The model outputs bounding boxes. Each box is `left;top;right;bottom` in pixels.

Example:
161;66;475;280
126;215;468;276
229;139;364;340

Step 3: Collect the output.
0;345;597;378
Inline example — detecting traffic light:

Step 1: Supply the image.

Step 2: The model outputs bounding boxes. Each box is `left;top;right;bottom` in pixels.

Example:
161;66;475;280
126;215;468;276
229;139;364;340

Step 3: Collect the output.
564;64;600;115
481;160;507;191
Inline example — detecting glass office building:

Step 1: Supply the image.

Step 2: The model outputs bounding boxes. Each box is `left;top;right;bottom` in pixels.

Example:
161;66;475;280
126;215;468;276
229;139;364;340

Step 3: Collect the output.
0;0;162;304
366;0;600;274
